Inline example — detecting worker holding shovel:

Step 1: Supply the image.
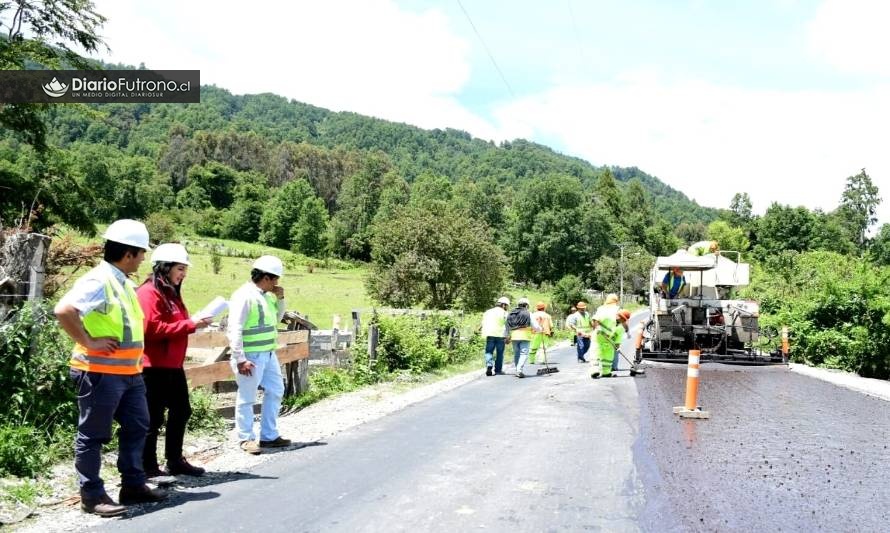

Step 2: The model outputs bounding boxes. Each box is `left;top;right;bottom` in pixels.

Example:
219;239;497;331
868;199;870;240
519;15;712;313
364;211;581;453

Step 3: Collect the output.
590;294;623;378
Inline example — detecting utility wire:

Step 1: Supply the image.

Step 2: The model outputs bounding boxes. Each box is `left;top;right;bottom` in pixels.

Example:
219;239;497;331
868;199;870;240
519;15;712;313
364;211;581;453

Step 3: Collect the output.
455;0;516;99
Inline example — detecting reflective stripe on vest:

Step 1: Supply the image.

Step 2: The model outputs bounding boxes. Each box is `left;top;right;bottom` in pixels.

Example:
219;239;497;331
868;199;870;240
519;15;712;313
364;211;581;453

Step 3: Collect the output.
667;273;685;296
575;313;592;334
70;273;144;375
243;293;278;353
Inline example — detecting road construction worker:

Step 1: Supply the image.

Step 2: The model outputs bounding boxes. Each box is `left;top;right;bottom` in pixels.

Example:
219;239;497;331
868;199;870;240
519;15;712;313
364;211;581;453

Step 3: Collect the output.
529;301;553;365
228;255;291;455
136;243;211;478
661;266;687;299
480;296;510;376
688;240;719;256
507;297;540;378
54;219;167;517
610;309;632;373
591;294;621;378
566;301;592;362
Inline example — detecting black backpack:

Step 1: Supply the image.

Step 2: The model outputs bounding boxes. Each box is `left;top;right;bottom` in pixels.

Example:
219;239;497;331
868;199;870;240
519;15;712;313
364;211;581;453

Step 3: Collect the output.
506;308;531;330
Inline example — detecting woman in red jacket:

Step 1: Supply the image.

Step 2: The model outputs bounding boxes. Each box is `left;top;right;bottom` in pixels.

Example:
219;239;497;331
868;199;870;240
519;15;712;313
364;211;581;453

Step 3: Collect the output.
136;243;211;477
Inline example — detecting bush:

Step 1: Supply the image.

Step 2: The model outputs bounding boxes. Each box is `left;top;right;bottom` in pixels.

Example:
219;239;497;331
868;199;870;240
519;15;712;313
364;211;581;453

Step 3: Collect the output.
0;425;51;478
187;388;225;434
144;212;177;245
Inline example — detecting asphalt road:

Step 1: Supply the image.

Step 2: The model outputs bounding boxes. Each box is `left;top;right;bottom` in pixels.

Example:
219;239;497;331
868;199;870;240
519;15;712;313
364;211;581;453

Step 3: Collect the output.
100;329;890;532
102;345;646;532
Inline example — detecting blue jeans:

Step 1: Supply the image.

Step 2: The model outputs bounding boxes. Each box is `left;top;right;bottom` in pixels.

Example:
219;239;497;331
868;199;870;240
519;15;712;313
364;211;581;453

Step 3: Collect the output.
69;369;149;499
484;337;505;373
512;340;531;374
233;351;285;442
576;335;591;361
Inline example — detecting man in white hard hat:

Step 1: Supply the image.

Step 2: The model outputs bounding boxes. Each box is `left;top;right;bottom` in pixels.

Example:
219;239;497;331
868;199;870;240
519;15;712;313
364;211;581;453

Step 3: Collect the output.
479;296;510;376
55;219;167;517
227;255;291;454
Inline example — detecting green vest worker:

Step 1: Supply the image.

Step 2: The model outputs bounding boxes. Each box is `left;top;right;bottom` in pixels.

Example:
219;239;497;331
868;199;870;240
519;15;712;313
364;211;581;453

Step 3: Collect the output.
228;255;291;455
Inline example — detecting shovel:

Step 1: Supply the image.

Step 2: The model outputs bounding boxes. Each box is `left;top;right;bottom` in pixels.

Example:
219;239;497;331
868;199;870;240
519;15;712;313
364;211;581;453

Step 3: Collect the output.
601;331;646;377
535;337;559;376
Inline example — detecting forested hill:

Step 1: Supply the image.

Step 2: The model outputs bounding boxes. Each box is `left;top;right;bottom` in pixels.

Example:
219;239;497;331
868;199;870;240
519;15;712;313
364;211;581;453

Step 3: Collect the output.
42;85;716;226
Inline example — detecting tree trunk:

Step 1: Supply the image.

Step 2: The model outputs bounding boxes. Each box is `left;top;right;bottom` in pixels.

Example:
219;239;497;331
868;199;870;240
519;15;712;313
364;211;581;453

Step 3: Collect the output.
0;232;50;321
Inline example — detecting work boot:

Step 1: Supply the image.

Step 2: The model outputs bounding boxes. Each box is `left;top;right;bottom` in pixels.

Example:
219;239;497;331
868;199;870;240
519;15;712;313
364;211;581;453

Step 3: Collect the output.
240;440;261;455
81;493;126;517
167;457;205;477
259;436;292;448
118;484;167;505
515;371;525;378
590;372;601;379
485;366;493;376
143;464;169;479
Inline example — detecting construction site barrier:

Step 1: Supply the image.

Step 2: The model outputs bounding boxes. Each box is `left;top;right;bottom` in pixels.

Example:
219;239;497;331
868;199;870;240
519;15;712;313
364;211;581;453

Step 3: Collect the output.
673;349;710;419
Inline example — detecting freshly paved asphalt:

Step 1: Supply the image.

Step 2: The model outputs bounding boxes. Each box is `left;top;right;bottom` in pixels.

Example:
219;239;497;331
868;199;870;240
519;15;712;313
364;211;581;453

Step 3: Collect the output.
100;317;890;532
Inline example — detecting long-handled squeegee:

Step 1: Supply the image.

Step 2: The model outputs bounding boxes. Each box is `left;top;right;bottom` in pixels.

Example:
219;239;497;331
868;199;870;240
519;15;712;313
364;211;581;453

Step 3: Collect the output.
535;340;559;375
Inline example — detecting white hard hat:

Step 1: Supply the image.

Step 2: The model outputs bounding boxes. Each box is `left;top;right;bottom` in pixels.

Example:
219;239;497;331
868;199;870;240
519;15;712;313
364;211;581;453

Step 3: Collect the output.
497;296;510;305
150;243;191;265
253;255;284;277
518;297;530;306
102;219;150;250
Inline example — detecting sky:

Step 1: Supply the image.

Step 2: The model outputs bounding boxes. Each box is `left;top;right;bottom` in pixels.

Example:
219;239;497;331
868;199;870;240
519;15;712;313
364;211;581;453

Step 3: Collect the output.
85;0;890;224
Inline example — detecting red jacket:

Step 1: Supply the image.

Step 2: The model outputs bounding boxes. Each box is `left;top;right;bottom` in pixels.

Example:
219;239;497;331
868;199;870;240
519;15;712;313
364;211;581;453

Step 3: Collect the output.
136;279;196;368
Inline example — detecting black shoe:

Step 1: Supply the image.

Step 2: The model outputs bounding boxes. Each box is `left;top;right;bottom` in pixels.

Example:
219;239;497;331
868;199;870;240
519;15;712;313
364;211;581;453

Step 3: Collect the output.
144;464;169;479
578;358;588;363
591;372;601;379
167;457;205;477
81;493;126;517
494;370;505;375
485;367;493;376
119;484;167;505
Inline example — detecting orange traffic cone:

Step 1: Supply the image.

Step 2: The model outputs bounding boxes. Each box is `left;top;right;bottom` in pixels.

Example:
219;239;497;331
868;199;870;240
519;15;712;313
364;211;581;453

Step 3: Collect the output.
673;349;710;419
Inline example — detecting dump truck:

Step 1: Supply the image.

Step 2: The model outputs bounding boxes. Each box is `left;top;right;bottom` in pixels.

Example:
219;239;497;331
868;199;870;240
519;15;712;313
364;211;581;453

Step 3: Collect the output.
636;249;784;364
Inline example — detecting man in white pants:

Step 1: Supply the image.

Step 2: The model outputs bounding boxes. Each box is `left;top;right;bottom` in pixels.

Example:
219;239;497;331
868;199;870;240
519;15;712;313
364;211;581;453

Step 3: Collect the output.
227;255;291;454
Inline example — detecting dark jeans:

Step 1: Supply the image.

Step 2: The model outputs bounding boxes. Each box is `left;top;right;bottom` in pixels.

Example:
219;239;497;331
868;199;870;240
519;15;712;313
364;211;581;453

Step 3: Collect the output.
143;367;192;468
69;369;149;499
484;336;506;373
576;335;591;361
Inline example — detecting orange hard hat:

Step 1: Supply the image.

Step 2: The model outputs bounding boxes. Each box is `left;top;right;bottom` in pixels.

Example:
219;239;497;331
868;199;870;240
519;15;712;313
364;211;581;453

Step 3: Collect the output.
535;301;546;310
617;309;631;322
576;301;587;310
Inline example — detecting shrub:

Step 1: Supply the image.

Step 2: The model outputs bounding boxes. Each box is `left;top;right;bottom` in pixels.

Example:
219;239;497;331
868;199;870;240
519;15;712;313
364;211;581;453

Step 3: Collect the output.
144;212;177;245
0;425;50;478
187;387;225;434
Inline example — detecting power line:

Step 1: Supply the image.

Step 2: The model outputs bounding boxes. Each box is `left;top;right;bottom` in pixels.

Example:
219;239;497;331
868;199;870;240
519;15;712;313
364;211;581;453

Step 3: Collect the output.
455;0;516;99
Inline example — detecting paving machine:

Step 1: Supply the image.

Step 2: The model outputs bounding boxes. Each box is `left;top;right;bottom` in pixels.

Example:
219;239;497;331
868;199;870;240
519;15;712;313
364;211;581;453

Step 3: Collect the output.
636;249;784;365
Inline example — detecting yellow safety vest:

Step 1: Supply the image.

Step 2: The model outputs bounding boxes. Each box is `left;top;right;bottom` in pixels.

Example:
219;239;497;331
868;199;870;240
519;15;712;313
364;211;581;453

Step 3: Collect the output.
242;293;279;353
70;273;144;375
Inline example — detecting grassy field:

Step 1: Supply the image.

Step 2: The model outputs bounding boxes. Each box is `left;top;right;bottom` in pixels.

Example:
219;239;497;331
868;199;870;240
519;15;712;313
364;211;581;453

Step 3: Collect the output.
54;229;566;330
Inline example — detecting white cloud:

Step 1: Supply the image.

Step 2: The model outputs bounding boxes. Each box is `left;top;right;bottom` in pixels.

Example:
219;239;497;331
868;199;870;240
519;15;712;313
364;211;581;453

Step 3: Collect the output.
90;0;504;136
86;1;890;227
491;76;890;223
808;0;890;76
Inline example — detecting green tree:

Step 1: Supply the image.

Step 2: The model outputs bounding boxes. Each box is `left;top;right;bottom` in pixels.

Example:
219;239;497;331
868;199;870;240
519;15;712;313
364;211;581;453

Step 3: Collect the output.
0;0;106;151
707;220;750;253
552;274;587;314
869;224;890;265
408;173;452;211
753;203;818;258
291;196;329;257
837;169;880;248
259;179;315;249
367;206;507;310
503;175;612;285
728;192;754;227
330;153;393;261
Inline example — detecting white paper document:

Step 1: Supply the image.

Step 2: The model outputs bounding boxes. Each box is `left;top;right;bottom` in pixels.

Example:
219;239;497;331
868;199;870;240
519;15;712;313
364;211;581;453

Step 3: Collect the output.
193;296;228;321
